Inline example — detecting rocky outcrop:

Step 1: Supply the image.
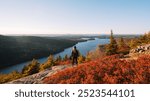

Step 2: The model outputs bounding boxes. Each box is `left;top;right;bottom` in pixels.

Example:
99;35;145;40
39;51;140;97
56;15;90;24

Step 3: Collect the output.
123;44;150;60
130;44;150;54
7;64;72;84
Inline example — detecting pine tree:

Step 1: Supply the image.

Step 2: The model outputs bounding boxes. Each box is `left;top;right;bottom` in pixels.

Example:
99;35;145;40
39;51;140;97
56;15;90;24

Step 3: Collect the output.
148;31;150;40
55;55;62;62
129;31;150;48
85;52;91;61
22;59;40;75
47;55;55;65
118;37;130;54
78;55;85;64
106;30;118;55
118;37;125;47
63;54;69;61
39;55;55;71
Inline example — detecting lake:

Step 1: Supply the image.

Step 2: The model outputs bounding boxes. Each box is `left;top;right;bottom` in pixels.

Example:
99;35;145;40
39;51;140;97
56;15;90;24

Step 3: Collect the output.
0;38;109;74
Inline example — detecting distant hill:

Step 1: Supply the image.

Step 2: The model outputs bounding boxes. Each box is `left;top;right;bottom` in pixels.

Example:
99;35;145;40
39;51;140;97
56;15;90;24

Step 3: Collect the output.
0;35;81;69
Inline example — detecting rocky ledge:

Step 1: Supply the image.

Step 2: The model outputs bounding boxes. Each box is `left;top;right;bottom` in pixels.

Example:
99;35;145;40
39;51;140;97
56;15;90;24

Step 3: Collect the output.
7;64;72;84
124;44;150;60
130;44;150;54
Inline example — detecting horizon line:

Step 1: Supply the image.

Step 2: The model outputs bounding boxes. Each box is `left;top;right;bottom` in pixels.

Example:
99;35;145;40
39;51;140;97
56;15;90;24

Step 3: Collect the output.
0;33;143;36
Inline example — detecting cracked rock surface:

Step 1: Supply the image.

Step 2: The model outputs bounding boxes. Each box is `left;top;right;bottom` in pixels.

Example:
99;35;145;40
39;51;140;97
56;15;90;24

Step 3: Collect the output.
7;65;72;84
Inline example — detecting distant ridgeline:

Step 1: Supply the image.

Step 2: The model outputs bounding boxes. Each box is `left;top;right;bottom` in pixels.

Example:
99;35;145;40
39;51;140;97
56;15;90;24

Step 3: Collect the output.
0;35;81;69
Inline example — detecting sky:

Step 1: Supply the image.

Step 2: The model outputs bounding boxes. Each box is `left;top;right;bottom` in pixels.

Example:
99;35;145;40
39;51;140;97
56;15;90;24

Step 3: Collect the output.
0;0;150;35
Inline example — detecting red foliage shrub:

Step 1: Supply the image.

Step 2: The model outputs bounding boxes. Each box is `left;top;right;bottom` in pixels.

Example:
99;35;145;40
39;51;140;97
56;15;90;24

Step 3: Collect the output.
55;60;71;65
43;55;150;84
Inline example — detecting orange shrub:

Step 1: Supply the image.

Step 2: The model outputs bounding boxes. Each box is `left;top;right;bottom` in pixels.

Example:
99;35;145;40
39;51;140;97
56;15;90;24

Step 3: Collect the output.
43;55;150;84
56;60;71;65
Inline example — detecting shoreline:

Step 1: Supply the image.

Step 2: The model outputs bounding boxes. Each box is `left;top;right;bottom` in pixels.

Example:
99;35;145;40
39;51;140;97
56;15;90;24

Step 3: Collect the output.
0;38;109;74
0;38;90;73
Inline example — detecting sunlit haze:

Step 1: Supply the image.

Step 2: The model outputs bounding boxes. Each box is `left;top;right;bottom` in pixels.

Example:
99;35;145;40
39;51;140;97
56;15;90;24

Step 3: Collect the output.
0;0;150;35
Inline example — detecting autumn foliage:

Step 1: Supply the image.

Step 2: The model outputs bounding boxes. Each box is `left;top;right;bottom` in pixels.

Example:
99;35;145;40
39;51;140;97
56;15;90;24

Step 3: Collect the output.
43;55;150;84
56;60;71;65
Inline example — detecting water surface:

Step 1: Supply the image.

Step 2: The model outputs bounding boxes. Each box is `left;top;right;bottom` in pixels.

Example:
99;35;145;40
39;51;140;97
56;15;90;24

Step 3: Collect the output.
0;38;109;74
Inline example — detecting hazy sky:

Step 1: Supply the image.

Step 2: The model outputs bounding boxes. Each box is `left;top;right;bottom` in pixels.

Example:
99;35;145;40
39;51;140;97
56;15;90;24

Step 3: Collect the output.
0;0;150;35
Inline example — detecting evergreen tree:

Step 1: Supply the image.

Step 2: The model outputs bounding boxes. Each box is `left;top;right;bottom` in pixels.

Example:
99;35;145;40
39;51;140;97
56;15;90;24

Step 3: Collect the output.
129;32;150;48
118;37;130;54
47;55;55;65
148;31;150;39
118;37;125;47
78;55;85;64
39;55;55;71
55;55;62;62
63;54;69;61
22;59;40;75
85;52;91;61
106;30;118;55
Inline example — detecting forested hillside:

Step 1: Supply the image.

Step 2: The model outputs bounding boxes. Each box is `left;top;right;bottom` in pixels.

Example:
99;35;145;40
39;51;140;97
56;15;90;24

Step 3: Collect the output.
0;35;80;69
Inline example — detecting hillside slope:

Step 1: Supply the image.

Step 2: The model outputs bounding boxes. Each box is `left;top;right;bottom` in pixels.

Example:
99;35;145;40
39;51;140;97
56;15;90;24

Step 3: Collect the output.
0;35;80;69
43;55;150;84
7;64;72;84
7;54;150;84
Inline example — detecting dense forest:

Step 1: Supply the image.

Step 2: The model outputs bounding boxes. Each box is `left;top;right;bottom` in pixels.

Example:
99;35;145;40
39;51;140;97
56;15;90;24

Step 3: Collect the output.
0;35;83;69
